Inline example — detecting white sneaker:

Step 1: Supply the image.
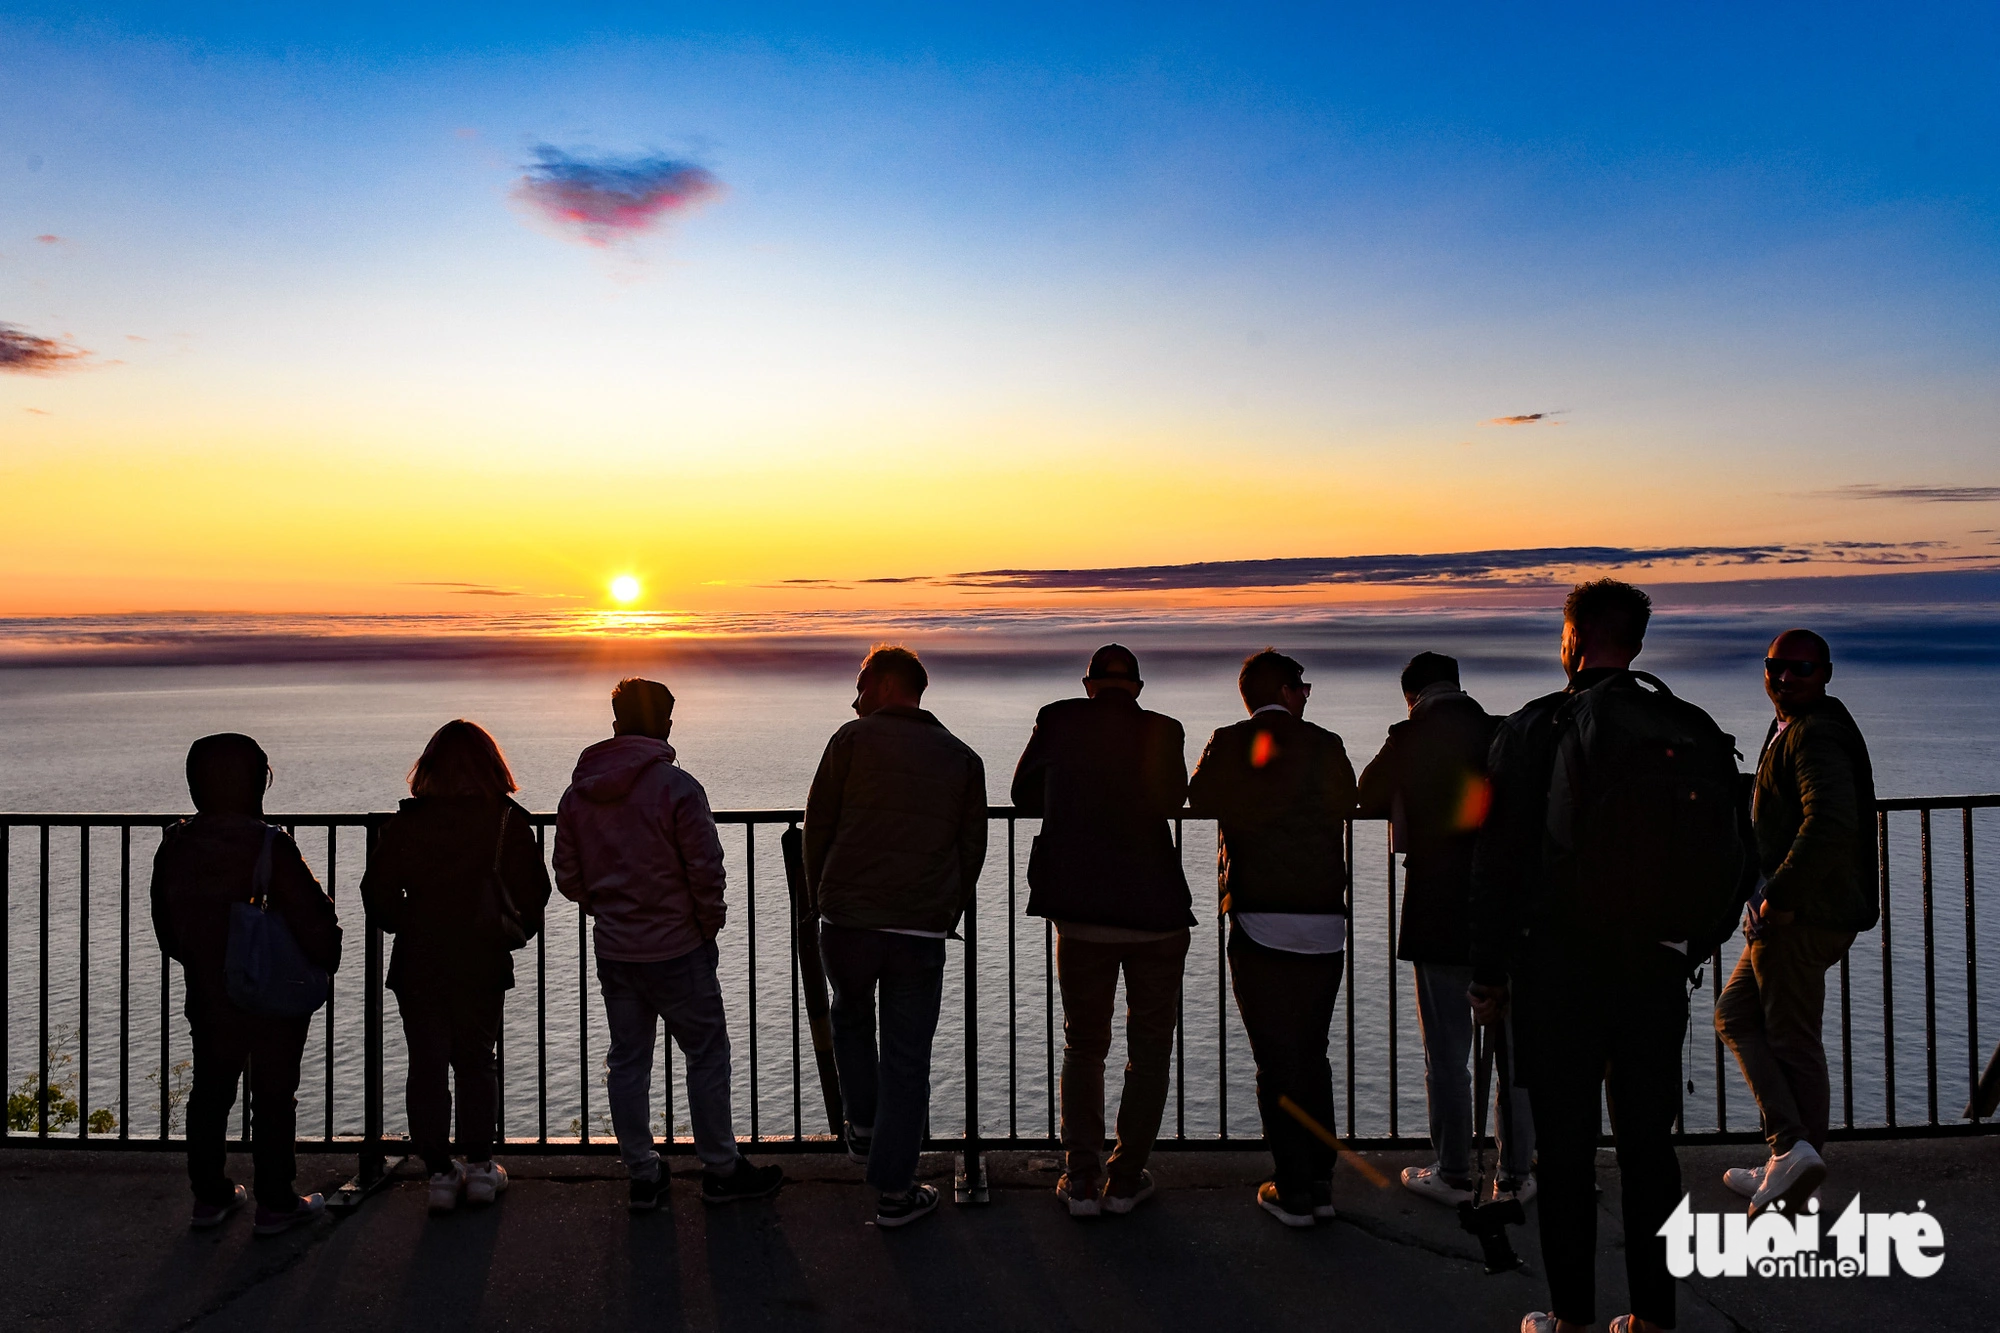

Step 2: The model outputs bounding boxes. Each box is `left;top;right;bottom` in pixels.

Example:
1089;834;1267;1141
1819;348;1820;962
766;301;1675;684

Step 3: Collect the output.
1494;1174;1538;1205
428;1161;465;1214
1100;1170;1155;1216
1723;1157;1771;1200
463;1160;508;1206
1520;1313;1558;1333
1750;1142;1826;1218
1257;1182;1315;1228
1056;1173;1101;1218
1401;1163;1474;1207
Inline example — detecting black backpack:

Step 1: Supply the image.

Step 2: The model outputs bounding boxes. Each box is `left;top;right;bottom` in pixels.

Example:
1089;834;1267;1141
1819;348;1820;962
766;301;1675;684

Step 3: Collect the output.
1544;671;1754;960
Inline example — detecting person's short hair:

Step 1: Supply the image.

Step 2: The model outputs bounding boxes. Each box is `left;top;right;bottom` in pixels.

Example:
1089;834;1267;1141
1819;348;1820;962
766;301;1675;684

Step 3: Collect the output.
862;644;928;698
1773;628;1831;662
1563;579;1652;654
611;678;676;738
1400;652;1460;697
185;733;270;815
1239;648;1305;710
409;719;518;799
1086;643;1141;685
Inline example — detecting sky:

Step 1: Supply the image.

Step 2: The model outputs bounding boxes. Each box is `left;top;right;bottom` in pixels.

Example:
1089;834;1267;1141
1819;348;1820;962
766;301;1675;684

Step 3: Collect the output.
3;3;1998;617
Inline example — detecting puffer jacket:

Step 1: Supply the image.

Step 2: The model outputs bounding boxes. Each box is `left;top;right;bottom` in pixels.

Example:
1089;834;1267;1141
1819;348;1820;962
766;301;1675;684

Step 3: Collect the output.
361;794;552;993
1189;709;1355;918
553;736;727;962
150;814;343;1018
804;706;988;933
1755;695;1879;933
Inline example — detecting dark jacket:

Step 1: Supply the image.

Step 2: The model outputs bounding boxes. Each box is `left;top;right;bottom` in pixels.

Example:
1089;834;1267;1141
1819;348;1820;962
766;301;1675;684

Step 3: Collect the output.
554;736;728;963
1754;695;1878;933
1468;668;1622;987
805;706;988;934
150;814;343;1019
1188;709;1355;917
1012;693;1194;931
361;795;552;993
1357;688;1500;963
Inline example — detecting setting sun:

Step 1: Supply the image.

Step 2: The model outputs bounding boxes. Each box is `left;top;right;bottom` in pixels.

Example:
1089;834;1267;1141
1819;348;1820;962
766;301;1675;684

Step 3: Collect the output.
609;574;642;604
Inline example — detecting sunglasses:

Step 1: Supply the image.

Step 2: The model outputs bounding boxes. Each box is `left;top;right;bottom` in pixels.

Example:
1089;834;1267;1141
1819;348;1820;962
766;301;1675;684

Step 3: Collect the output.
1764;657;1825;679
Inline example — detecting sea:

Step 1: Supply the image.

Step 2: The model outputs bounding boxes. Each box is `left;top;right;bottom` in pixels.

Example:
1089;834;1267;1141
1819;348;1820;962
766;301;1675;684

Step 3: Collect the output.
3;604;1995;1151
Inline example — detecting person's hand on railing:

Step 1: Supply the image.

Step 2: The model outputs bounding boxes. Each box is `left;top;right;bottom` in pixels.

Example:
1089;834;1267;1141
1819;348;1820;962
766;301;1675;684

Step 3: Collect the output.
1468;982;1509;1026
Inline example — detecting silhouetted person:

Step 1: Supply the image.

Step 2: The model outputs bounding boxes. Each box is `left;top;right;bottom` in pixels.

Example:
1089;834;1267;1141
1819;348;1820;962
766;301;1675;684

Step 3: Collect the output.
806;645;987;1227
1716;629;1877;1215
555;678;782;1210
1014;644;1191;1217
149;733;341;1234
1358;652;1530;1207
362;720;551;1213
1189;649;1355;1227
1472;581;1747;1333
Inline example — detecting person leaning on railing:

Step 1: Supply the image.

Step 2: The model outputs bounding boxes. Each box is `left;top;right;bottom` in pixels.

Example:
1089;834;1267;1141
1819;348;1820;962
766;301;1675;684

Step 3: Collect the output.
805;644;988;1229
149;733;342;1236
1715;629;1879;1217
359;720;551;1215
1188;648;1354;1229
554;677;785;1211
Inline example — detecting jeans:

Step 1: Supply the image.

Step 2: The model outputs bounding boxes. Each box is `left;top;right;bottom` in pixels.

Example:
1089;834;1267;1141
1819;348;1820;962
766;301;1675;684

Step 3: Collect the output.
597;940;741;1176
1520;943;1689;1330
819;924;946;1194
1056;928;1189;1188
1714;922;1854;1155
185;1001;310;1210
1413;961;1535;1181
1228;926;1341;1197
396;985;503;1177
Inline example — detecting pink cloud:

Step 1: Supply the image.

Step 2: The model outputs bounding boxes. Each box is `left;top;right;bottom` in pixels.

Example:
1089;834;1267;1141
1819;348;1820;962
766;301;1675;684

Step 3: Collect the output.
513;145;722;247
0;323;89;374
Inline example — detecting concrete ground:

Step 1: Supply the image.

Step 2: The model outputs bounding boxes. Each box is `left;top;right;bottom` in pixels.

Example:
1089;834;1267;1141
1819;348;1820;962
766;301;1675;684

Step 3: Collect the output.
1;1138;1991;1332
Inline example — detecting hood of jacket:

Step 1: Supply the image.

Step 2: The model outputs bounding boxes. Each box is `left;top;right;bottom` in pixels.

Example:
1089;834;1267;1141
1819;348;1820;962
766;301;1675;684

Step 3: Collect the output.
569;735;677;804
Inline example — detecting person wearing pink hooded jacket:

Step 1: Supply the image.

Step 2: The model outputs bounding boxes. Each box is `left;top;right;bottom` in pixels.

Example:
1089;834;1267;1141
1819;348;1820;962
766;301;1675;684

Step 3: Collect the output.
554;677;782;1210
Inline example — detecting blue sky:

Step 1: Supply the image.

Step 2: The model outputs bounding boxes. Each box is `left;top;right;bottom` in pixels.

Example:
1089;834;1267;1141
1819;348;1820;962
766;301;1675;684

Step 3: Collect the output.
3;3;1998;612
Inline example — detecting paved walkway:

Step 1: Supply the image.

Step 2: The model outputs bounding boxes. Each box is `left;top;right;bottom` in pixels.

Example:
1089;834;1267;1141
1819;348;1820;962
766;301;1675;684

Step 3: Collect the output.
3;1138;1991;1331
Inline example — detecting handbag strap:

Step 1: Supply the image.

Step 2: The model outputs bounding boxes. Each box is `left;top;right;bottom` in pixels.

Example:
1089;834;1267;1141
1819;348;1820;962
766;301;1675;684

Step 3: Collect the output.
251;825;277;909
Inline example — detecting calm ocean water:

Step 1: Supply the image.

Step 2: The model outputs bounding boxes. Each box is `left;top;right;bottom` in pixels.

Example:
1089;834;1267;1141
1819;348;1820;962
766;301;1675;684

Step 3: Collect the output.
4;607;1995;1149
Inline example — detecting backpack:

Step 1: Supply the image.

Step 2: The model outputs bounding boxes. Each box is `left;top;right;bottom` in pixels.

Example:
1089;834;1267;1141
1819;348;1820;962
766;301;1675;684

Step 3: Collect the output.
225;826;331;1018
1544;671;1754;961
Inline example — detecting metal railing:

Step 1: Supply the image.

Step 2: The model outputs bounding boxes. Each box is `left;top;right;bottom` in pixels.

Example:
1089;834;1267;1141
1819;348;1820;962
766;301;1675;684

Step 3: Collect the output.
4;799;1995;1190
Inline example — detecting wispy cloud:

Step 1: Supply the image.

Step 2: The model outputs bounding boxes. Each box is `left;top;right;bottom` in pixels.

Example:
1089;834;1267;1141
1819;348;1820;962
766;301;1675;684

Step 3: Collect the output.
402;581;525;597
1823;484;2000;503
905;542;1953;593
0;323;89;374
1485;410;1567;426
33;234;61;245
513;145;722;247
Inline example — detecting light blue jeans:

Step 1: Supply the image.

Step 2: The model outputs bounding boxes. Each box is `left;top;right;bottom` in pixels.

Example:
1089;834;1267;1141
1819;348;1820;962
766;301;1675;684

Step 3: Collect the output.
597;940;742;1177
1414;962;1535;1181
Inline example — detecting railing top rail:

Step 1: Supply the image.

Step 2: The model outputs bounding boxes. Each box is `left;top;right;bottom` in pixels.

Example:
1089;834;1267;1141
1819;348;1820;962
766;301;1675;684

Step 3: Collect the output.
6;794;1997;825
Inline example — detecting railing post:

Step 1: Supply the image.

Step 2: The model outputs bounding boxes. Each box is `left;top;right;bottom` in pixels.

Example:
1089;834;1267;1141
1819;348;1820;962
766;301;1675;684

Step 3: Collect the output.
1966;807;1981;1122
1880;809;1896;1127
955;869;987;1203
1922;809;1938;1125
362;822;386;1187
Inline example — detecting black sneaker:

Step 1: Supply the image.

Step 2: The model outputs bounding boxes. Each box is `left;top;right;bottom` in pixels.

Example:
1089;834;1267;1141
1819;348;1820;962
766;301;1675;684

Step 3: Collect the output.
844;1122;873;1165
875;1184;940;1228
701;1158;785;1205
629;1172;665;1212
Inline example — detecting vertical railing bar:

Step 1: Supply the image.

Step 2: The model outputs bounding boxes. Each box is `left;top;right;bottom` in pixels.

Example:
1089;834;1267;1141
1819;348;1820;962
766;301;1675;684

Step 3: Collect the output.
961;847;980;1193
80;826;91;1140
1344;818;1355;1137
160;871;170;1142
536;822;547;1143
1922;808;1938;1126
1174;818;1185;1142
1880;809;1896;1128
1008;818;1018;1142
1217;908;1227;1140
578;904;589;1143
1386;835;1397;1139
120;826;130;1139
40;824;50;1138
1965;807;1980;1122
325;826;336;1142
1044;917;1054;1141
362;821;385;1185
493;816;504;1143
1840;949;1853;1129
1712;949;1726;1130
747;824;758;1144
0;823;8;1145
790;821;803;1142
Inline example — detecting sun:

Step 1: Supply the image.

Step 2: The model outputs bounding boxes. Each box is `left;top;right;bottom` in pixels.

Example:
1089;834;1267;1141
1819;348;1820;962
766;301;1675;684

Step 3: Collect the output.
609;574;641;604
